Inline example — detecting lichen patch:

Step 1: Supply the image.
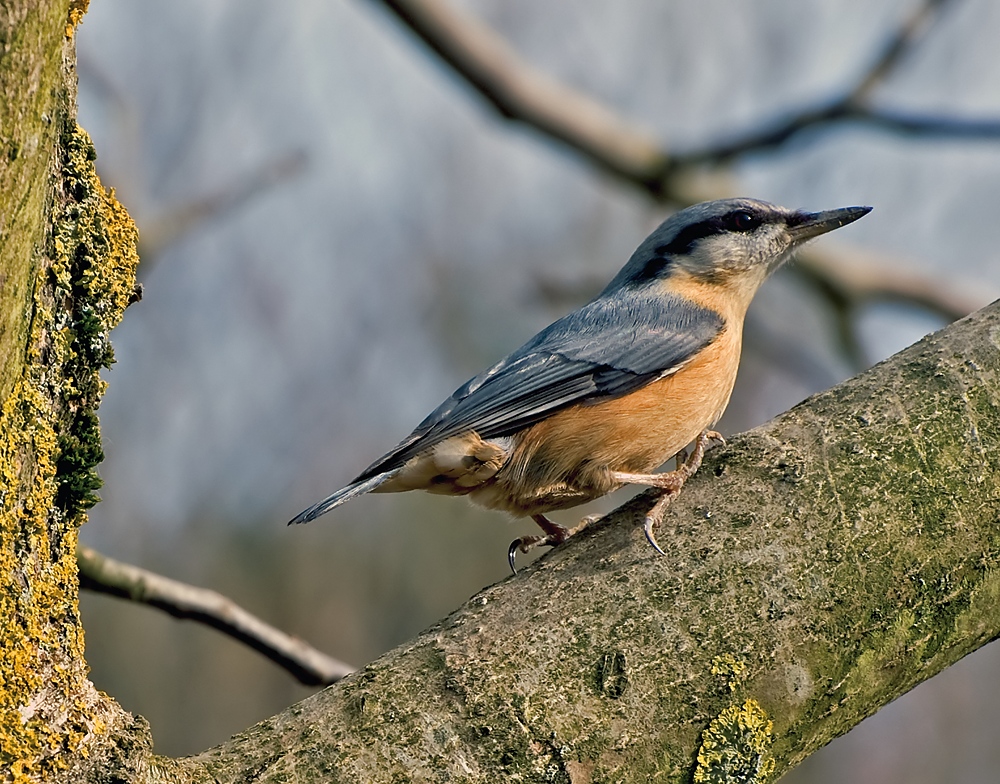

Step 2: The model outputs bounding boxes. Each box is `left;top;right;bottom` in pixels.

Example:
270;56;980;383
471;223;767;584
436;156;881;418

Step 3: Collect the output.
694;699;775;784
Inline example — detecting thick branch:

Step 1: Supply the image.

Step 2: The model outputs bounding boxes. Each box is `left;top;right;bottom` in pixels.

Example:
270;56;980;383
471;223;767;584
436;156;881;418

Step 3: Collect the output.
77;545;354;686
176;302;1000;782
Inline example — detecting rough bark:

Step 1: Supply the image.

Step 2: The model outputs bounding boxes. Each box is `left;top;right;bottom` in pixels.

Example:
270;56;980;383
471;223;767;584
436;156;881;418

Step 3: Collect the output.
166;301;999;782
0;2;153;781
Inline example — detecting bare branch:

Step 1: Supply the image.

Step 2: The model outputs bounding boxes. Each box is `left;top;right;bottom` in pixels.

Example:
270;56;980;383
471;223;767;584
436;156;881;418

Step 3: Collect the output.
855;107;1000;139
374;0;670;189
137;148;308;268
76;544;354;687
852;0;955;101
676;102;1000;167
375;0;991;189
675;0;975;165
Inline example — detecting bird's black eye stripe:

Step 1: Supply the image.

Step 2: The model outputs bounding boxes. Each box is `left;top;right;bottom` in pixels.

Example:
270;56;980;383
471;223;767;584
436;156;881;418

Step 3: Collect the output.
635;254;671;280
652;208;763;258
653;218;727;257
630;208;768;283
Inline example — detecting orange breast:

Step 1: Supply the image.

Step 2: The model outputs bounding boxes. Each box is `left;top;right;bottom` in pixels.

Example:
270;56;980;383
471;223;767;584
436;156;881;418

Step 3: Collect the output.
471;318;743;517
522;321;740;471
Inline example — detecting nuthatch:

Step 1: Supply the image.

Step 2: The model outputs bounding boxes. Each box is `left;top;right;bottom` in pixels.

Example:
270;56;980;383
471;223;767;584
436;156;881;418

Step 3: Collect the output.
290;198;871;571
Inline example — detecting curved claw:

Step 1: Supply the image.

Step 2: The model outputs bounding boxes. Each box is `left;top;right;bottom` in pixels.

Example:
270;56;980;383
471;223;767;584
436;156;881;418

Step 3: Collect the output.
643;515;667;556
705;430;726;448
507;540;520;575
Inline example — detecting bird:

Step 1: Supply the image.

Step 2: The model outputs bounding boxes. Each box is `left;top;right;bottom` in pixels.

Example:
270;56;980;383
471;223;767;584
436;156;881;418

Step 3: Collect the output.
289;197;871;571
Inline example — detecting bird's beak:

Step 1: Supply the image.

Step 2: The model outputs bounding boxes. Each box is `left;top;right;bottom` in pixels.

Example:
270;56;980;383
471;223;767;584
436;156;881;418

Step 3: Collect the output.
787;205;872;242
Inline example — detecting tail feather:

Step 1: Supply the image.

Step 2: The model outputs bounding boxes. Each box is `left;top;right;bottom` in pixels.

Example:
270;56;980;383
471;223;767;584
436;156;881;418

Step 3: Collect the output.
287;472;395;525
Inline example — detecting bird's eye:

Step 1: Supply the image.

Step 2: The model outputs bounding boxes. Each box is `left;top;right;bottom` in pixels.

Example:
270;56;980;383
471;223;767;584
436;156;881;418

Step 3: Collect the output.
726;210;761;232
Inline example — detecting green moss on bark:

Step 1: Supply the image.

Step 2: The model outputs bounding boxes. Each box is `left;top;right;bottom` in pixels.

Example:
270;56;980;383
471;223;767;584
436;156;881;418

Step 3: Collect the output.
49;124;138;517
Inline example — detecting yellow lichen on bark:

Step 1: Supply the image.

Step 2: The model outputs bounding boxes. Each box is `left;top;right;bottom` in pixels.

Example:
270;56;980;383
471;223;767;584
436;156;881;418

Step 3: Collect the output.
65;0;90;38
694;699;776;784
691;657;774;783
0;122;138;782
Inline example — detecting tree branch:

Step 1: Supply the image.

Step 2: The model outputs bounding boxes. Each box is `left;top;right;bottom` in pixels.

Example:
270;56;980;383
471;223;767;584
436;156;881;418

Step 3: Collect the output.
178;300;1000;781
375;0;990;191
374;0;670;188
852;0;953;101
77;544;354;687
675;0;966;165
136;148;308;269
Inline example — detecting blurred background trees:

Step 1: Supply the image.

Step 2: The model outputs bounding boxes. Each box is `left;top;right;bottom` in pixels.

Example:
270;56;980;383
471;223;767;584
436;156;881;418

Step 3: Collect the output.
75;0;1000;779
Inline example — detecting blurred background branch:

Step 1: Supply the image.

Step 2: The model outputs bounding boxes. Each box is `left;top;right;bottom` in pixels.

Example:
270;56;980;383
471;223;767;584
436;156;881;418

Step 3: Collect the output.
77;545;354;686
376;0;998;194
135;148;308;270
673;0;1000;165
375;0;670;188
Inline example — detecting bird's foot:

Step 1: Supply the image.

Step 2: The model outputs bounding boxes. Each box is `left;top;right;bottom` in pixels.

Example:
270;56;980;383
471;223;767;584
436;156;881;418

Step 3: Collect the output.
614;429;726;555
507;513;594;574
673;429;725;483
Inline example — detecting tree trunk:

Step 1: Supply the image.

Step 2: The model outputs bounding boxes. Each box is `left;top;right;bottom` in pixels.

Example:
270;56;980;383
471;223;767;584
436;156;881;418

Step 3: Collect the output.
4;2;1000;782
0;2;150;780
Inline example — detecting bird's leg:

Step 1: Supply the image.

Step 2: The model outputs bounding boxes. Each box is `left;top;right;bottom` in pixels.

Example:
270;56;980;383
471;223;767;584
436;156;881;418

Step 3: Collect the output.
611;430;724;490
610;429;725;555
508;431;724;571
508;513;592;575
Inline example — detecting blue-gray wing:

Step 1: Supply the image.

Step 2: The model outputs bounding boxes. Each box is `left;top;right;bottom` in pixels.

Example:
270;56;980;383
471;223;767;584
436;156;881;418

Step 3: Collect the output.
353;289;723;482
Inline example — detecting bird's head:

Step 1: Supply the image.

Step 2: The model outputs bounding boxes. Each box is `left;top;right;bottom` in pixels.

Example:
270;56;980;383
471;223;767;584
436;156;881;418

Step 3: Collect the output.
606;198;871;308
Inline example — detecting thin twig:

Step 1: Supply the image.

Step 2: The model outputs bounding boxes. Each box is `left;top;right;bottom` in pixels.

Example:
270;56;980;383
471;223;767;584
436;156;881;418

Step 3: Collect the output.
852;0;954;101
137;148;308;270
689;105;1000;165
374;0;670;190
77;544;355;686
856;108;1000;139
675;0;968;165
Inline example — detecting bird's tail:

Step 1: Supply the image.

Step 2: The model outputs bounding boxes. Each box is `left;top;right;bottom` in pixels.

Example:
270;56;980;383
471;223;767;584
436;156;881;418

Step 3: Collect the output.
287;472;394;525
